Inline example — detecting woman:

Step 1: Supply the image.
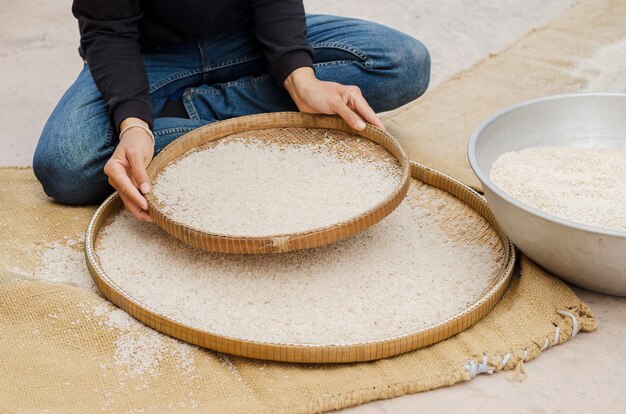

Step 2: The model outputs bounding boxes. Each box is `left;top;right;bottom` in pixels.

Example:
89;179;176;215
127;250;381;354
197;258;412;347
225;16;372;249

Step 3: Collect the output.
33;0;430;221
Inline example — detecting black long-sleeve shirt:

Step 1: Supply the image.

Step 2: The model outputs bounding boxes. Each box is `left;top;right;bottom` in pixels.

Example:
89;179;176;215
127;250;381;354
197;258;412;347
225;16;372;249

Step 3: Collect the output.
72;0;314;131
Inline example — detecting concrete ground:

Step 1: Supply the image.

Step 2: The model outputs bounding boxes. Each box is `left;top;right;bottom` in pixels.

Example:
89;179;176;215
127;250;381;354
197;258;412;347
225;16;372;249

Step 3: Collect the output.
1;1;624;413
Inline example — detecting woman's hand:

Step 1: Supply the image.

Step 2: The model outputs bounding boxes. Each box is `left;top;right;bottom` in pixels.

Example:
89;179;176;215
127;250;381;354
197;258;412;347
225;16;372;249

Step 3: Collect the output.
104;117;154;222
283;67;384;131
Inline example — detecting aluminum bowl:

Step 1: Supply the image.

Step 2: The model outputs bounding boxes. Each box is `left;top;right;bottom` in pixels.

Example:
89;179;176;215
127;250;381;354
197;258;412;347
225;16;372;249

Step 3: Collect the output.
468;93;626;296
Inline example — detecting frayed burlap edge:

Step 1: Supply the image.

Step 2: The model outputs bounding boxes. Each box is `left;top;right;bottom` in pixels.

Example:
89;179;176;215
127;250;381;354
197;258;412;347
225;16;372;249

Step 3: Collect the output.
0;166;597;413
2;0;617;409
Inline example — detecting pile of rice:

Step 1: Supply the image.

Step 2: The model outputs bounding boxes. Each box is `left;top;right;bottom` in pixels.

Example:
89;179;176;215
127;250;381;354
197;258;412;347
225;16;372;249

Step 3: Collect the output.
96;180;503;345
490;146;626;232
151;131;403;236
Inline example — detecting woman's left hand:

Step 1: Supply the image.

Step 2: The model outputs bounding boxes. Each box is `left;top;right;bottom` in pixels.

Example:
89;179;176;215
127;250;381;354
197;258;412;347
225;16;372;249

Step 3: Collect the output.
283;67;384;131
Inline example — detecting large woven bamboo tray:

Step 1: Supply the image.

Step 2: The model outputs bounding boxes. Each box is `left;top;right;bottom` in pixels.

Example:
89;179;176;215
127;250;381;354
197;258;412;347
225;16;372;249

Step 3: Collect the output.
85;162;516;364
144;112;411;254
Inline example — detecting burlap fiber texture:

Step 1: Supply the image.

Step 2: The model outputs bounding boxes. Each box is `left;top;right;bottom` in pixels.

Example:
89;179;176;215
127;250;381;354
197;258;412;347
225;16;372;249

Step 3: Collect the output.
0;0;612;410
383;0;626;191
0;169;595;413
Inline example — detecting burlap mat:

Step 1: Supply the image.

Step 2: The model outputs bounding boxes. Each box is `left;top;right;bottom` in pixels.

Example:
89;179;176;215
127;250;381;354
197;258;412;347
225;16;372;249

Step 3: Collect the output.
0;166;595;413
383;0;626;190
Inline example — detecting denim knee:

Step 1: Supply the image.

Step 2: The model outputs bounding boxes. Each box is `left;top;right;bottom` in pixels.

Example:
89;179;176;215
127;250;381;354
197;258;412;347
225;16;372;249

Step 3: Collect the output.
33;126;112;206
33;68;116;205
409;40;431;97
391;38;431;105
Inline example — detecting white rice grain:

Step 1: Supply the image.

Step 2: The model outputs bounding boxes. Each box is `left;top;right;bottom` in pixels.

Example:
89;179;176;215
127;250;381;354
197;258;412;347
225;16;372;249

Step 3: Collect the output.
97;181;502;345
151;135;402;236
490;146;626;232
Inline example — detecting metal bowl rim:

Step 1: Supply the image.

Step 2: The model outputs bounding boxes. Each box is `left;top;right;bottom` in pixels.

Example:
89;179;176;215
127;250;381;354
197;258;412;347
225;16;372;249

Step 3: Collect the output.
468;92;626;239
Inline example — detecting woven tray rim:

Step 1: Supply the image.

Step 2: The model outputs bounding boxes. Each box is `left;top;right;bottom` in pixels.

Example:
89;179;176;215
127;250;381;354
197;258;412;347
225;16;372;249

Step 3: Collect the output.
144;112;411;254
85;161;516;363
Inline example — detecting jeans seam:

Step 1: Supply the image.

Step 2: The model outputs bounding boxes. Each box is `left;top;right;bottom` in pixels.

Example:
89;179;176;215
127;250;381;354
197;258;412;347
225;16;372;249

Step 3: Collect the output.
312;42;369;62
182;89;201;120
208;54;264;71
313;60;363;69
186;73;272;96
105;124;115;146
154;127;197;137
149;69;204;93
197;41;208;83
220;73;271;88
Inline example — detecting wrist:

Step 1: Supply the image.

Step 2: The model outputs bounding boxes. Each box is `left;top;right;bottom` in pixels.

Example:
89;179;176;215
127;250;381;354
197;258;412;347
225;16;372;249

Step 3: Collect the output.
120;117;149;131
284;67;317;104
119;119;154;146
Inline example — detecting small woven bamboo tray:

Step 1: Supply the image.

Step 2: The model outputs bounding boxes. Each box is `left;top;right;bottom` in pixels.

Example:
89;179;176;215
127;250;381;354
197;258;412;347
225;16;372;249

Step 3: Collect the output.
145;112;410;254
85;162;516;364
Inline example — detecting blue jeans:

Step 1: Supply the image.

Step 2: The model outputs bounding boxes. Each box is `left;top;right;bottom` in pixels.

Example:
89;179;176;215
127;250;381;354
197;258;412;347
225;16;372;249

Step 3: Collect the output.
33;14;430;204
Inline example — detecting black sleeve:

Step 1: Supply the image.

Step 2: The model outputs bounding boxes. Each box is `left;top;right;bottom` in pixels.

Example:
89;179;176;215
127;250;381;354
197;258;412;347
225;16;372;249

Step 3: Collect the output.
249;0;314;87
72;0;153;131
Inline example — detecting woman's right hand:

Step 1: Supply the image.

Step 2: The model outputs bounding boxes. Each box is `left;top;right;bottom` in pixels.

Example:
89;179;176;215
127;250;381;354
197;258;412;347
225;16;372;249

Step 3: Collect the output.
104;118;154;221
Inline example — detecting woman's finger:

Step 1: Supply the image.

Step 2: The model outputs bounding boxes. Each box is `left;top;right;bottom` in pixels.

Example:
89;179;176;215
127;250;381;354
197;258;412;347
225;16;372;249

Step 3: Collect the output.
127;150;151;194
332;98;366;131
107;162;148;210
119;192;152;222
349;90;385;130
